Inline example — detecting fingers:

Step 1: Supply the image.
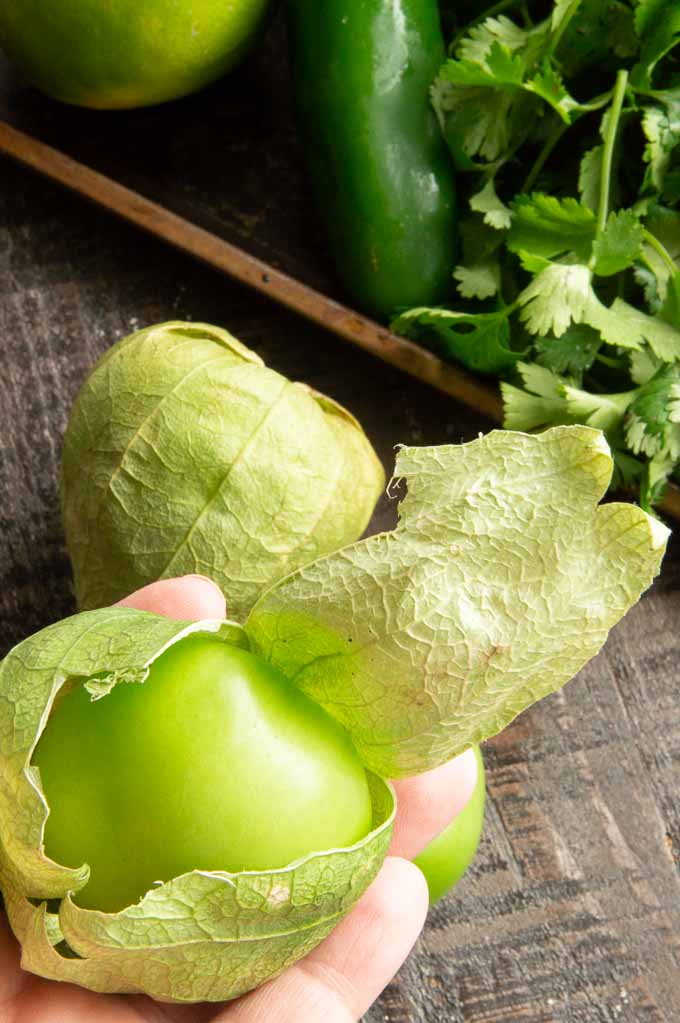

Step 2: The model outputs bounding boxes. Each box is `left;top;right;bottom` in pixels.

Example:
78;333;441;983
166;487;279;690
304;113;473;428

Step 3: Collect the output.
0;909;30;1009
9;861;425;1023
389;747;478;860
8;980;149;1023
222;858;428;1023
115;576;226;621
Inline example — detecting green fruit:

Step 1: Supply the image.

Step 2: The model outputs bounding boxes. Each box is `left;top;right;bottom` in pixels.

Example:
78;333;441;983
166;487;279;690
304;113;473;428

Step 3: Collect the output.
414;746;485;905
0;0;270;109
33;635;373;913
60;322;385;622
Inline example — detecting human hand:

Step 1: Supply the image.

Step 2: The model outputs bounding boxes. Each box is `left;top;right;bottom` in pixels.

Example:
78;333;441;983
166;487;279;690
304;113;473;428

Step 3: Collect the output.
0;576;478;1023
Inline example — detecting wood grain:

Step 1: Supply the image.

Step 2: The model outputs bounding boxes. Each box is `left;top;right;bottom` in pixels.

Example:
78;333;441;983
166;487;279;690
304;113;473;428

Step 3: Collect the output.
0;121;503;423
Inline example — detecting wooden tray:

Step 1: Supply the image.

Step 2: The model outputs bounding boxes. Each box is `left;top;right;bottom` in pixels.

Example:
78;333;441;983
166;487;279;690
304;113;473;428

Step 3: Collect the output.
1;14;677;518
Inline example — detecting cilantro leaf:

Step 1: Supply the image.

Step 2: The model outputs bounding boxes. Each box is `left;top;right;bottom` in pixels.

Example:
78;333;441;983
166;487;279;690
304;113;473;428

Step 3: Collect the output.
434;10;584;167
524;61;580;122
517;250;552;274
625;365;680;457
503;360;636;437
508;194;596;262
457;14;530;64
430;76;483;170
635;261;663;312
630;348;663;385
562;383;635;432
579;146;604;213
551;0;580;37
444;40;525;88
517;262;642;346
645;206;680;270
590;209;644;276
534;324;602;376
518;263;594;337
453;260;501;299
516;260;660;349
453;14;582;122
501;363;571;431
470;179;512;229
611;448;645;492
660;270;680;329
641;106;667;190
641;101;680;196
433;67;537;165
609;298;680;360
441;35;581;133
640;450;676;510
637;206;680;310
391;305;522;374
632;0;680;88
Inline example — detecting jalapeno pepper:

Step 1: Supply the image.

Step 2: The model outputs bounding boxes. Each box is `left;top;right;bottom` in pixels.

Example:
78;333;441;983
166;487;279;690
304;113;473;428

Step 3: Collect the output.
287;0;458;320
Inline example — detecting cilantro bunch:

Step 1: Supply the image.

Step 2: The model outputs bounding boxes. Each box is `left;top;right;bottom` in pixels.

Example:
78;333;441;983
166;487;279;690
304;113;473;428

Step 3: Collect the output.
393;0;680;509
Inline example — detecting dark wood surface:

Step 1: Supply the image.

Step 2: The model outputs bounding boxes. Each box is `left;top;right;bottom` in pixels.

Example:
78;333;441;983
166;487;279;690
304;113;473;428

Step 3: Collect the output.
1;20;679;1023
0;123;505;425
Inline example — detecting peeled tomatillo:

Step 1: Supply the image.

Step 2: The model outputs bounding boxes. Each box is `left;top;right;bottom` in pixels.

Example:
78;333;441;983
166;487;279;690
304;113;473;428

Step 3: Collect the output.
414;746;485;904
33;637;373;913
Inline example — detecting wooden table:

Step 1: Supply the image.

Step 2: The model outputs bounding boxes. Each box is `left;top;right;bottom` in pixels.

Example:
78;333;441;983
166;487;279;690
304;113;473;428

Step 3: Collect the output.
1;20;679;1022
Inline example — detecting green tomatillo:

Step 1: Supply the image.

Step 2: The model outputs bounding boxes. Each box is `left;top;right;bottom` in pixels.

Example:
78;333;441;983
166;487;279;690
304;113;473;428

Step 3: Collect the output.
34;636;373;914
0;0;271;109
414;746;485;905
60;321;385;622
0;427;668;1003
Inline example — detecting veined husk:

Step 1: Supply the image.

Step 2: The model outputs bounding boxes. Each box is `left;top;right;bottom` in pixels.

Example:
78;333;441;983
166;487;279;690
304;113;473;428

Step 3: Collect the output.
61;321;386;622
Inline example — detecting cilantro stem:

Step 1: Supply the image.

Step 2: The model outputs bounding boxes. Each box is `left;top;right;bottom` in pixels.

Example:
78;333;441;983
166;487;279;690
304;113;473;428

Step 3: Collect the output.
643;229;678;277
596;70;629;238
520;87;613;194
578;91;617;115
595;353;627;370
546;0;581;57
521;122;569;193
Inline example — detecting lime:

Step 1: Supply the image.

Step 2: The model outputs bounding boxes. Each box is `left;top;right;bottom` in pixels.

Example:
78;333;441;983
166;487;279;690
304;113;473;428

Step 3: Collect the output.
0;0;270;109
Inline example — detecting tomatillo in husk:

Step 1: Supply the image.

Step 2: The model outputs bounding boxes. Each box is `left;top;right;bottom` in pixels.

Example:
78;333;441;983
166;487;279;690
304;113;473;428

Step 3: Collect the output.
0;427;667;1002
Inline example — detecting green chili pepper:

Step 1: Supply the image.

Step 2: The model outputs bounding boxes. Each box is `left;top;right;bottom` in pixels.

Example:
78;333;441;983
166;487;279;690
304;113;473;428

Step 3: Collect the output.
287;0;458;320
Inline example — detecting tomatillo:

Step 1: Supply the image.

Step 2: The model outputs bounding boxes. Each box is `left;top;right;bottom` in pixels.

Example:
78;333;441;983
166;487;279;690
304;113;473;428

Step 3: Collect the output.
0;0;271;109
0;428;667;1003
33;636;373;913
414;746;485;905
60;322;385;622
